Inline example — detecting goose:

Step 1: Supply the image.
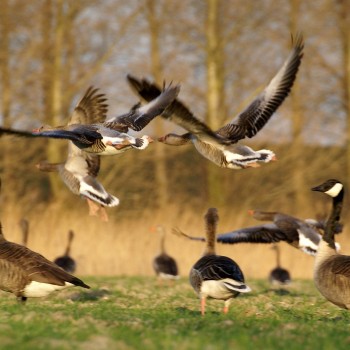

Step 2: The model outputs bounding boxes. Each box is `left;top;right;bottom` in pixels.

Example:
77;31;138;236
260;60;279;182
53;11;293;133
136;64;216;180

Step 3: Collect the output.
268;244;291;285
173;209;341;256
127;34;304;169
311;179;350;309
36;142;119;221
189;208;251;315
0;83;180;156
19;218;29;247
0;223;89;302
152;226;179;282
54;230;76;273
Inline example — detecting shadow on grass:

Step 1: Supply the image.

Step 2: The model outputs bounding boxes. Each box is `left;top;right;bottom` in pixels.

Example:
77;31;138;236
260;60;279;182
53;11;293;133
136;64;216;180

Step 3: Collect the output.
175;307;221;316
68;288;111;302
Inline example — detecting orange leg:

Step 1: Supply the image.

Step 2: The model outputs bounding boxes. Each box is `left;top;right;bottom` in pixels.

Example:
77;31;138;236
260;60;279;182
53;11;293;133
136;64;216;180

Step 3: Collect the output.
223;306;229;314
99;206;109;222
86;198;100;216
201;296;206;316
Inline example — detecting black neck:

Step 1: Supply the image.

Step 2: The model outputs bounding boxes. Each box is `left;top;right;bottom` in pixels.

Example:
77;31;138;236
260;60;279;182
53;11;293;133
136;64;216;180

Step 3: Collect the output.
324;189;344;249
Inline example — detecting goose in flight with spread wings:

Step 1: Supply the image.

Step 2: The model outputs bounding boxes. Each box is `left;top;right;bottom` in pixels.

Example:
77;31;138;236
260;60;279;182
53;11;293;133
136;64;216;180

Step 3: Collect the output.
0;83;180;156
173;209;341;256
127;34;304;169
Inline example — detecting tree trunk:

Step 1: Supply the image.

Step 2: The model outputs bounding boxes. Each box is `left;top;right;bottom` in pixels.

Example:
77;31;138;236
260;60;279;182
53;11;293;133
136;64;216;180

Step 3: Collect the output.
145;0;169;208
205;0;226;206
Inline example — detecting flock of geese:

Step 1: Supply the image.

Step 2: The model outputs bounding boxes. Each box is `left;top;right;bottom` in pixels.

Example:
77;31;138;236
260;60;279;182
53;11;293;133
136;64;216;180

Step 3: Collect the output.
0;33;350;314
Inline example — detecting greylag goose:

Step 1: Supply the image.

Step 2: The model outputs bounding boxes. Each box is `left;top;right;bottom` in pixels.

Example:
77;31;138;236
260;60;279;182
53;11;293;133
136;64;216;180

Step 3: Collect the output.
268;244;291;285
127;34;304;169
36;142;119;221
189;208;251;315
311;179;350;309
0;223;89;302
152;226;179;281
173;209;341;256
54;230;76;273
0;83;180;155
19;218;29;247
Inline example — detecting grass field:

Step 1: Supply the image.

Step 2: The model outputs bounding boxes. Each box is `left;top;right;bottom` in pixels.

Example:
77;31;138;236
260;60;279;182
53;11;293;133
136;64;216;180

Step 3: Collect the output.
0;276;349;350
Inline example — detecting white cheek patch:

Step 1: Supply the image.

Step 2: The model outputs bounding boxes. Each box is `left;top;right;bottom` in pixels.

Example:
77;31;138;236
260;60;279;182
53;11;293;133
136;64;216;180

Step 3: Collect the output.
325;183;343;197
23;281;74;298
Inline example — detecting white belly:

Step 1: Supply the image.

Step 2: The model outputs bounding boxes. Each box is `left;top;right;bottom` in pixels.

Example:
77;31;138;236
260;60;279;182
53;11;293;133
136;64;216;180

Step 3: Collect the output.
23;281;74;297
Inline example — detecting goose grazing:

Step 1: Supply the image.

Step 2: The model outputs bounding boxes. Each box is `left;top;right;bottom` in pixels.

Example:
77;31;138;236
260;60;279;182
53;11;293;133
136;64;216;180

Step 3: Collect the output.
189;208;251;315
152;226;179;282
173;209;341;256
269;244;291;285
0;223;89;302
36;143;119;222
311;179;350;309
19;219;29;247
0;83;180;156
127;34;304;169
54;230;76;273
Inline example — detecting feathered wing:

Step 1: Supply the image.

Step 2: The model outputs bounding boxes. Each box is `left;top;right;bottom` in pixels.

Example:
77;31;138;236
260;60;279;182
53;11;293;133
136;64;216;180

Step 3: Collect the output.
0;240;89;288
69;86;108;125
105;83;180;132
216;33;304;142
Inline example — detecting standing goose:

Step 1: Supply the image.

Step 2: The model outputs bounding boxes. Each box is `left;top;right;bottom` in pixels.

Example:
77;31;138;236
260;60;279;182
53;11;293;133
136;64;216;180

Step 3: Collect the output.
54;230;76;274
127;34;304;169
173;209;341;256
0;223;89;302
189;208;251;315
311;179;350;309
268;244;291;285
0;83;180;155
152;226;179;282
19;218;29;247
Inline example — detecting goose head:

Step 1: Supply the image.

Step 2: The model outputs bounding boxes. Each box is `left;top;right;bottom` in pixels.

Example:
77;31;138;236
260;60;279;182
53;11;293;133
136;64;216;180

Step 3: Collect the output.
311;179;344;198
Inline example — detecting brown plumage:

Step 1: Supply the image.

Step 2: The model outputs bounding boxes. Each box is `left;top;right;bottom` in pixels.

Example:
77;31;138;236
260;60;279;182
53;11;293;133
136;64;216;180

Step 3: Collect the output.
0;224;89;302
311;179;350;309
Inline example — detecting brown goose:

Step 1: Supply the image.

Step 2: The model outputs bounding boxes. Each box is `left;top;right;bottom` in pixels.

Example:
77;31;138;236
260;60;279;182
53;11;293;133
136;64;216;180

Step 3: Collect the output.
311;179;350;309
0;83;180;155
268;244;291;285
0;223;89;302
189;208;251;315
36;142;119;221
54;230;76;274
19;219;29;247
173;209;340;256
152;226;179;281
127;34;304;169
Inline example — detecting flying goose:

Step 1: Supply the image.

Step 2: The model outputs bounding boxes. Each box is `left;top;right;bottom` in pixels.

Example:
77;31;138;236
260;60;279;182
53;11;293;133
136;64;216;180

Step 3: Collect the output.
19;218;29;247
311;179;350;309
0;223;89;302
268;244;291;285
54;230;77;273
0;83;180;156
127;34;304;169
152;226;179;282
36;142;119;221
173;209;341;256
189;208;251;315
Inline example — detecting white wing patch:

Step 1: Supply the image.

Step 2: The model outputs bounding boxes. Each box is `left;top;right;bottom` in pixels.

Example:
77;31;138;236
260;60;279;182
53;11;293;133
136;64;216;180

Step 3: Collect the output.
23;281;74;297
298;230;320;255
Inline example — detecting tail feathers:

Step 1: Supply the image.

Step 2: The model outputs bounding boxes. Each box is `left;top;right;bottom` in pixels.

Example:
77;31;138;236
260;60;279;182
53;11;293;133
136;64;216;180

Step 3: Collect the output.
69;276;90;289
133;138;145;149
256;150;276;163
223;279;251;293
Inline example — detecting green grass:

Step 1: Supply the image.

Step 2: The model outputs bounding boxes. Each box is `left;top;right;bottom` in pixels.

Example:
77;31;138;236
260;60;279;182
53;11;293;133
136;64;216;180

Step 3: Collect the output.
0;277;350;350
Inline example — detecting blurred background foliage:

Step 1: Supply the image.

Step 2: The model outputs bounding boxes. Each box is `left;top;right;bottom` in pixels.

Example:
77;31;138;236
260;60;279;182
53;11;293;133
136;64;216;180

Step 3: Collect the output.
0;0;349;278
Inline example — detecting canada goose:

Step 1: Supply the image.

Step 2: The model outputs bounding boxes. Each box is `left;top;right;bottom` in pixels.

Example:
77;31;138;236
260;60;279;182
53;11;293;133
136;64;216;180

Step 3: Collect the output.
36;142;119;221
127;34;304;169
0;223;89;302
173;209;341;256
311;179;350;309
54;230;76;273
19;219;29;247
268;244;291;285
152;226;179;281
0;83;180;155
189;208;251;315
